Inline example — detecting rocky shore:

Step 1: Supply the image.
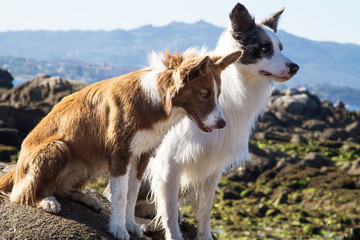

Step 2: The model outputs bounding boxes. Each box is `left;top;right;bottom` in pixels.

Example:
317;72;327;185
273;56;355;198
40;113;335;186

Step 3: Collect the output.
1;71;360;239
207;87;360;239
0;73;86;153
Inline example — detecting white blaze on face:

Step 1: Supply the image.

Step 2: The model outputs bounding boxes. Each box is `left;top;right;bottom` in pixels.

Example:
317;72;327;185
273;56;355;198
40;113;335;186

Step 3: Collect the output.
202;80;225;129
257;27;294;81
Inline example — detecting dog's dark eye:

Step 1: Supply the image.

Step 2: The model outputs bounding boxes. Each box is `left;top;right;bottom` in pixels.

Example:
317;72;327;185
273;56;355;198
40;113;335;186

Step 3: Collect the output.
200;90;209;98
260;45;269;53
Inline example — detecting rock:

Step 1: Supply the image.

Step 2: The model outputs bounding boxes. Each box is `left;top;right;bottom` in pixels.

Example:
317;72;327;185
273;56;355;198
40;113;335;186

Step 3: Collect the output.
342;142;358;152
254;130;290;142
335;100;345;109
0;69;13;89
302;119;327;131
0;105;46;145
345;121;360;136
0;128;22;148
320;166;330;174
341;162;353;172
0;162;16;173
290;134;307;144
237;153;278;182
265;208;281;217
0;75;86;147
271;88;281;96
274;192;288;205
297;87;311;95
0;165;208;240
283;88;300;96
0;74;86;110
298;152;334;169
321;128;351;141
257;203;269;217
269;93;321;115
346;159;360;176
223;188;242;200
344;227;360;240
249;143;268;157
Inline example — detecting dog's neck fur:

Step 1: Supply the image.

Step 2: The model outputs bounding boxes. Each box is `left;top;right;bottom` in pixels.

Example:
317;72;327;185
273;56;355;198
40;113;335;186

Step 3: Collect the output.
210;25;272;166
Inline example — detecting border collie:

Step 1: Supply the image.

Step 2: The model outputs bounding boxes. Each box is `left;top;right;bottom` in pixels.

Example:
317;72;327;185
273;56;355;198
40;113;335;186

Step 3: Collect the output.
0;49;242;240
138;3;299;240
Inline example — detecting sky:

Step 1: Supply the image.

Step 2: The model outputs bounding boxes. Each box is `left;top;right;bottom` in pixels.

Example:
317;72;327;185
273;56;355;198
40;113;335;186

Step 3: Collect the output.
1;0;360;45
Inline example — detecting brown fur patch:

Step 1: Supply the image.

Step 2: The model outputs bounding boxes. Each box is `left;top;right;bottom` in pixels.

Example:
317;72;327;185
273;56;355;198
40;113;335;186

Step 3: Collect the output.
0;168;15;193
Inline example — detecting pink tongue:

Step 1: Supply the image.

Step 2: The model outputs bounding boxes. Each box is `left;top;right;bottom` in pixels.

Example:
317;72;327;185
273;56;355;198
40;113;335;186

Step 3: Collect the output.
259;70;270;76
191;110;213;133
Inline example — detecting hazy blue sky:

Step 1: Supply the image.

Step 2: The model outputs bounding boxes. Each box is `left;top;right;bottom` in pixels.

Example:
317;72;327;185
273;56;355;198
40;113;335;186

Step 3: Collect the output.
1;0;359;45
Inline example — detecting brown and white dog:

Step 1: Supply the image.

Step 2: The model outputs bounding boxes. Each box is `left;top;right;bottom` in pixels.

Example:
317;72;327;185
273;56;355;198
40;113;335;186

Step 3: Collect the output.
0;49;242;239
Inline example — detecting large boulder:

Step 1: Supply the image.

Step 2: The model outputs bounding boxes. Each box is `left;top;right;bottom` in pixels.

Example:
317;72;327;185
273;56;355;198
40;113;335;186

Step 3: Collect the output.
0;165;204;240
0;75;87;147
0;69;13;89
0;74;86;112
269;93;321;115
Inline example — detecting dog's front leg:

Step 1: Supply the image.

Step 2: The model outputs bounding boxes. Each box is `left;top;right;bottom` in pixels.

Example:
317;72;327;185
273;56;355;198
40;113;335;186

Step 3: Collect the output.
109;165;131;240
195;170;222;240
125;159;143;238
152;155;183;240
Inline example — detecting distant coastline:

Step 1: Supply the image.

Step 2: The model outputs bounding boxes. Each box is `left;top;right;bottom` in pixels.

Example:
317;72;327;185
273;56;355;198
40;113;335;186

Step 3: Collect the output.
12;77;360;112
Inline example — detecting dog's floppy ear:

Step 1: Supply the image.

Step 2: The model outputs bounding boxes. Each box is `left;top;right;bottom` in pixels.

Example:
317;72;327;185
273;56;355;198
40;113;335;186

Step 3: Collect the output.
229;3;255;33
213;51;242;70
262;8;284;33
183;56;210;83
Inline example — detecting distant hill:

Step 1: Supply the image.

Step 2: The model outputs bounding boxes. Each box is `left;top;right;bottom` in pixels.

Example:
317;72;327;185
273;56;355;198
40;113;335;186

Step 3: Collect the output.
0;21;222;67
0;21;359;89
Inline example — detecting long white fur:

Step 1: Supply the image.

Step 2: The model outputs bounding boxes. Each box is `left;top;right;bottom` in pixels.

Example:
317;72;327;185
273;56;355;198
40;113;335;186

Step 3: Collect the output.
145;24;276;240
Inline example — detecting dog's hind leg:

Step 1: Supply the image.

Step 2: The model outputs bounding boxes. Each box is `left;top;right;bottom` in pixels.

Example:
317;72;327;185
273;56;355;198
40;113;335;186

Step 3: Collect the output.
10;139;70;214
68;189;104;212
195;170;222;240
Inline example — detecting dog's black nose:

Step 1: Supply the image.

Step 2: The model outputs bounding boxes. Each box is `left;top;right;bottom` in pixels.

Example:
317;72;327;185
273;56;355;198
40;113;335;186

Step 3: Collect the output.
287;63;300;75
216;119;226;129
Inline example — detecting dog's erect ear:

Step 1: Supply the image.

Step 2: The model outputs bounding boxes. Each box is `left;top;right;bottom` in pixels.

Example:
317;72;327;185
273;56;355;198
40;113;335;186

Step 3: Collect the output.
213;51;243;70
229;3;255;33
183;56;210;83
262;8;284;33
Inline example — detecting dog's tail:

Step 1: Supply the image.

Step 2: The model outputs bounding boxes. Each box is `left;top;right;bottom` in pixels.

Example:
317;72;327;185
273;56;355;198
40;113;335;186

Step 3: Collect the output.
0;168;15;194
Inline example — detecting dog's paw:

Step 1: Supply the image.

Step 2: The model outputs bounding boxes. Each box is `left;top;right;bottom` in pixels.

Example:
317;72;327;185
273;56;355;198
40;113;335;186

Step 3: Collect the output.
140;221;157;233
196;233;214;240
126;220;143;238
39;196;61;213
165;231;184;240
88;196;104;212
109;223;130;240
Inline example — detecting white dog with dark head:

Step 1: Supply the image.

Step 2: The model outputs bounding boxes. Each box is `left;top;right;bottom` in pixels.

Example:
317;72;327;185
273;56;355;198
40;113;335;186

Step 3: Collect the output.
124;3;299;240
